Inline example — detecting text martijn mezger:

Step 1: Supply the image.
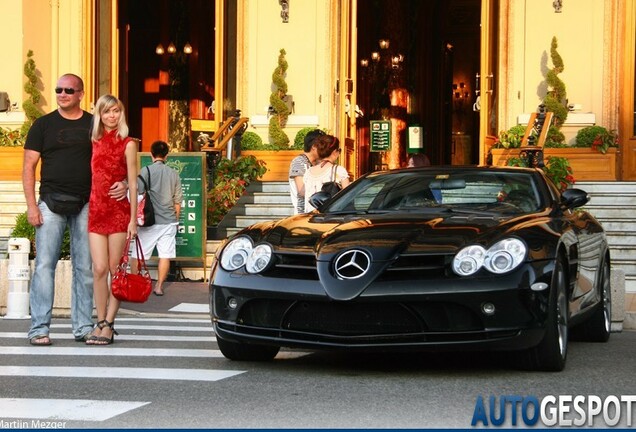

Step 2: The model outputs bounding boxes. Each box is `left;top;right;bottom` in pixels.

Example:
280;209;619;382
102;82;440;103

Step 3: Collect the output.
0;419;67;429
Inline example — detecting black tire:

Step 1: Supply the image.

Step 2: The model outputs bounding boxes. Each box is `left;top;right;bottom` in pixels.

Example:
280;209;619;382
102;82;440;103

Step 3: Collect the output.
522;257;569;371
217;337;280;361
575;259;611;342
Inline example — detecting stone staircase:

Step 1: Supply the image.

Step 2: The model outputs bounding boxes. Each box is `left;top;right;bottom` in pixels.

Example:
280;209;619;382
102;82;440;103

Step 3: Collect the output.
577;181;636;293
216;181;294;238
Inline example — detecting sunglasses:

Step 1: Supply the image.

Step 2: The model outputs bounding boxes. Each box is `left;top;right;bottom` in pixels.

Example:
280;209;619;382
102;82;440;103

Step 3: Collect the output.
55;87;81;95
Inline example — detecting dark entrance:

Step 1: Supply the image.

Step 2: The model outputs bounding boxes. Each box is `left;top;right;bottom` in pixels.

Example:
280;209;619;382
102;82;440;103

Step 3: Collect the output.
356;0;481;171
117;0;215;150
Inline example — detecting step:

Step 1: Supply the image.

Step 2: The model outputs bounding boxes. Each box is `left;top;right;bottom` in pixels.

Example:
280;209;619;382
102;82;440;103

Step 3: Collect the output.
596;221;636;232
577;182;636;192
0;181;28;192
610;246;636;261
247;192;293;205
0;203;28;214
0;214;22;228
606;233;636;246
0;195;28;204
587;208;636;219
0;228;14;238
586;195;636;205
247;181;290;193
626;278;636;293
234;215;282;228
0;237;7;257
611;261;636;276
242;203;294;217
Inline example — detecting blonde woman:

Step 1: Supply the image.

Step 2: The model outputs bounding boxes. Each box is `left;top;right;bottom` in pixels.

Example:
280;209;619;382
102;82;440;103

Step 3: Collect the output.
86;95;138;345
302;134;350;212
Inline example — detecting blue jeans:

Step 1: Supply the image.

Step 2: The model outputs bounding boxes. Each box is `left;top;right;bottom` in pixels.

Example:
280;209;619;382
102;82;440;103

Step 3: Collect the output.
28;200;94;339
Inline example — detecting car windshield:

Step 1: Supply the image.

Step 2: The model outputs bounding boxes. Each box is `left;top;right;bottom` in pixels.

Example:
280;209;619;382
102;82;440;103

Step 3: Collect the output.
324;169;543;215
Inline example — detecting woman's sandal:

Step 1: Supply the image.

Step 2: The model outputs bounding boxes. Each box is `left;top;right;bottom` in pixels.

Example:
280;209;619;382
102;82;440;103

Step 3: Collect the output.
92;320;119;346
85;320;107;345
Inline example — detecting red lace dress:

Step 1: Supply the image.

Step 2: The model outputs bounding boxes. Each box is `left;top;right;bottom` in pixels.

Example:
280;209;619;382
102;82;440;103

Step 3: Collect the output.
88;130;132;234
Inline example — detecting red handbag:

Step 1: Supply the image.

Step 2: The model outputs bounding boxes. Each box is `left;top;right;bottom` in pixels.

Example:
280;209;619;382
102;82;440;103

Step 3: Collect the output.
111;237;152;303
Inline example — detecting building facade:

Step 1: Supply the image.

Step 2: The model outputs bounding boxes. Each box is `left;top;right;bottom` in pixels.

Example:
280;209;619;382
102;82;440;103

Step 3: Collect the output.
1;0;635;179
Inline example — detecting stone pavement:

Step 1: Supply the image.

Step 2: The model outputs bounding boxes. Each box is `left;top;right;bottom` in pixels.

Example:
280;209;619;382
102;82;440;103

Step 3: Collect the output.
118;281;209;317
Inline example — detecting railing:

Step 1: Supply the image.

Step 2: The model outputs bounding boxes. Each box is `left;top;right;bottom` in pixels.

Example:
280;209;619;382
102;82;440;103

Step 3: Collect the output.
518;105;554;168
199;114;249;160
199;113;249;184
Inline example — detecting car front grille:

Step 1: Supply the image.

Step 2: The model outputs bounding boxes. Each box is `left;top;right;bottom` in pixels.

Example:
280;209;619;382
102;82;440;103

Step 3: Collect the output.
235;299;484;339
266;252;452;281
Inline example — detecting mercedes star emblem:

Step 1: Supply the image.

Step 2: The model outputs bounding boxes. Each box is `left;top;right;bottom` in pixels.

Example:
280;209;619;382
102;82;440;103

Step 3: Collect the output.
334;249;371;280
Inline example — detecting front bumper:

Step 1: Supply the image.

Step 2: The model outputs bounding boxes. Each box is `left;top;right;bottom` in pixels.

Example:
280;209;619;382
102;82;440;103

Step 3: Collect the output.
210;261;554;352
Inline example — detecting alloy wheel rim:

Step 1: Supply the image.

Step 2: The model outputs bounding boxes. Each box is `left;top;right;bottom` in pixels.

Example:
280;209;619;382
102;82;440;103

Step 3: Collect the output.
556;267;568;358
602;263;611;333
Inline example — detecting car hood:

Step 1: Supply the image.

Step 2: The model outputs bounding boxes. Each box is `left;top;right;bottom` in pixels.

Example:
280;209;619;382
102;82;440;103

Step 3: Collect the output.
235;211;553;300
247;211;549;255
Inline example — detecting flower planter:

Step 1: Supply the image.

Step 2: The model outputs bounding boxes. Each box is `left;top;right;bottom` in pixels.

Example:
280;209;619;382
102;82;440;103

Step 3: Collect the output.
490;148;617;181
0;147;40;181
241;150;298;182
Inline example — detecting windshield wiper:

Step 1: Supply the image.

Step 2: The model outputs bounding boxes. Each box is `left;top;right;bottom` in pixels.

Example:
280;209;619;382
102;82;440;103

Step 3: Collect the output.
438;206;500;217
326;209;393;215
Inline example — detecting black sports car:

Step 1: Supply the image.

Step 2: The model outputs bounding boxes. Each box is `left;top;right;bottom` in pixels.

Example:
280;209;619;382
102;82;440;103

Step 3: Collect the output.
209;166;611;371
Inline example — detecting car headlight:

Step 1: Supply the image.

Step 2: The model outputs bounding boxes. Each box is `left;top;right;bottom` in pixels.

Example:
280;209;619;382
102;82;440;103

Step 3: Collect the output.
453;245;486;276
453;238;527;276
245;243;273;274
220;237;253;271
483;238;527;274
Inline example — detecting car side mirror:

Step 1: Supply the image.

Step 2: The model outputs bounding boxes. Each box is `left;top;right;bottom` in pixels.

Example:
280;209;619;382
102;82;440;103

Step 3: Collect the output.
561;188;590;209
308;191;331;210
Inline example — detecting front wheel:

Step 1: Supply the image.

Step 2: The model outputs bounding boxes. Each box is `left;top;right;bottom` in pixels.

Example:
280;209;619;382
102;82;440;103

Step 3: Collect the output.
521;257;569;371
217;337;280;361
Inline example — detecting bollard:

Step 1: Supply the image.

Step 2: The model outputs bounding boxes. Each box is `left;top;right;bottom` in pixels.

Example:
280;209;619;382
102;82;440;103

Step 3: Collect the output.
5;237;31;319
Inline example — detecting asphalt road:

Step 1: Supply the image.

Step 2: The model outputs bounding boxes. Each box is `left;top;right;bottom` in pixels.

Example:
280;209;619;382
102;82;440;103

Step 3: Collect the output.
0;316;634;429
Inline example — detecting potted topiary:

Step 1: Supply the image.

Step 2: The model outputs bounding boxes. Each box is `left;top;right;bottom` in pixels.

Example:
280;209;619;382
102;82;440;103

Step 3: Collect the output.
241;128;321;181
268;49;291;147
0;50;44;181
543;37;568;128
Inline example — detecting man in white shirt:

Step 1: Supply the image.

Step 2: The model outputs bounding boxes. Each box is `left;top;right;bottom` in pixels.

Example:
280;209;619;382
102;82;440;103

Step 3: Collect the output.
288;129;323;214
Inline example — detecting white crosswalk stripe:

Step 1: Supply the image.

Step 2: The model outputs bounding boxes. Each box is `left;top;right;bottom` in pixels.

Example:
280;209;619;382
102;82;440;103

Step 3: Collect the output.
0;398;151;422
0;332;216;342
0;314;310;423
0;346;225;357
0;366;245;381
0;315;243;422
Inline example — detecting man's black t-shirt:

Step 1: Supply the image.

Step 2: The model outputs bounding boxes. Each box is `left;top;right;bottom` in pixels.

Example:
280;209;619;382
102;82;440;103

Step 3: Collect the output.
25;110;93;198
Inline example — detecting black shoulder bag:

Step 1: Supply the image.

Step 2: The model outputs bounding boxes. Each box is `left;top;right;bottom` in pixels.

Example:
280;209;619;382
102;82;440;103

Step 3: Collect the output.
137;166;156;227
320;164;342;197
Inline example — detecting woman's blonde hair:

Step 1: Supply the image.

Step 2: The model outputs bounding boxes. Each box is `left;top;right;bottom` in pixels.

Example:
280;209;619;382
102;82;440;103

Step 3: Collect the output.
91;94;129;141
